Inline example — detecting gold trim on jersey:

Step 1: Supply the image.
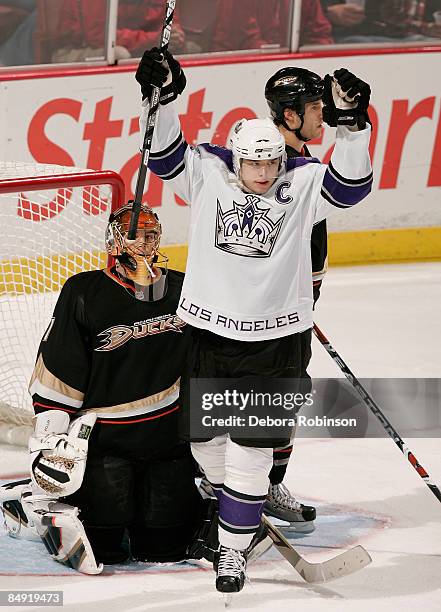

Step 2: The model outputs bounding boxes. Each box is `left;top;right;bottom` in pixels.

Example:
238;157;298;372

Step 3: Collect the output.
29;354;84;407
312;256;328;282
88;379;180;417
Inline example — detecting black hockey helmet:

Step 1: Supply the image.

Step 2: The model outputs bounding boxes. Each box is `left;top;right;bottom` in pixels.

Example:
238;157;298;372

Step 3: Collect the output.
265;67;324;136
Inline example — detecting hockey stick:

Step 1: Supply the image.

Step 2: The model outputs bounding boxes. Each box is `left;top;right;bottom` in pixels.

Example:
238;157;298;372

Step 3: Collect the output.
313;323;441;503
128;0;176;239
262;515;371;583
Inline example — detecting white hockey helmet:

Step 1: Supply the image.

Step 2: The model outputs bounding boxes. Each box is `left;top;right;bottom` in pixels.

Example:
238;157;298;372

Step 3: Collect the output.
229;118;286;179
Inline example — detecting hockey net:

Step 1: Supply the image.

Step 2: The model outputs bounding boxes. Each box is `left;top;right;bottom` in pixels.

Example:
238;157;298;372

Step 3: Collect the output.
0;162;124;446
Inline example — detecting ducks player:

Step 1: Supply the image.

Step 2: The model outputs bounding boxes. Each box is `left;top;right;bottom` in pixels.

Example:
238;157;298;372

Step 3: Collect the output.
258;67;329;530
1;203;204;572
135;48;372;593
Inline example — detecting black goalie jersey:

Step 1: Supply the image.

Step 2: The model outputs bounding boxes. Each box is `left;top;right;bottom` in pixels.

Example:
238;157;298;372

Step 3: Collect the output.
29;267;188;459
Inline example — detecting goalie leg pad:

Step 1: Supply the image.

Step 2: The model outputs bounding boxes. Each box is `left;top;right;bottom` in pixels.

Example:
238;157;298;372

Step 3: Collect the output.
34;501;103;575
0;479;40;541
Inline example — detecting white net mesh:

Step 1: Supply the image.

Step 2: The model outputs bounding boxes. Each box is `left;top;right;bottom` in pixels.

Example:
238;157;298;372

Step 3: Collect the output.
0;162;123;446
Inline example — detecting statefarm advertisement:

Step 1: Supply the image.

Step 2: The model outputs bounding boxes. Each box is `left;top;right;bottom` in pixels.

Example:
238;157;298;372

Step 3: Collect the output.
0;50;440;248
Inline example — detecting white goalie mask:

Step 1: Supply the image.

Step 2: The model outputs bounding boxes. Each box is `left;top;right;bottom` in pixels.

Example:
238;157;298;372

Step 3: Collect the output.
229;118;286;180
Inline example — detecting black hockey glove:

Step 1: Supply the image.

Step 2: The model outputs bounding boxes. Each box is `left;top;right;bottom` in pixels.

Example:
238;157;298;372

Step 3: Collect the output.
313;280;322;308
135;47;186;105
322;69;371;130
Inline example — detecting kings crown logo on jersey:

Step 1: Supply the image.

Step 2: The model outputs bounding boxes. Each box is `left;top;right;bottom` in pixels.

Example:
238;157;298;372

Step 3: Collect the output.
215;194;285;258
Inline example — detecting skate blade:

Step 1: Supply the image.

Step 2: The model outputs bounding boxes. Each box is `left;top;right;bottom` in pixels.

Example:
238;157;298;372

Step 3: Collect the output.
223;593;234;608
284;521;315;534
270;516;316;534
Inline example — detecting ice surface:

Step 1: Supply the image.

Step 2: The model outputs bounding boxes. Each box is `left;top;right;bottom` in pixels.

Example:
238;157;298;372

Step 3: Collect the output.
0;262;440;611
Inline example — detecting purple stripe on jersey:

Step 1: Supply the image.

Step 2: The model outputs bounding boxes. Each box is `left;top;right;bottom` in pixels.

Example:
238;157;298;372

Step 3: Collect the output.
286;156;321;172
199;143;234;173
211;484;222;502
148;140;188;178
322;168;372;206
219;488;265;528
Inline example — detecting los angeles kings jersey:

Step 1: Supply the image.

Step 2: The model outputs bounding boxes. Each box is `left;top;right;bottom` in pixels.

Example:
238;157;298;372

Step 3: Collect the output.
143;102;373;341
29;268;188;457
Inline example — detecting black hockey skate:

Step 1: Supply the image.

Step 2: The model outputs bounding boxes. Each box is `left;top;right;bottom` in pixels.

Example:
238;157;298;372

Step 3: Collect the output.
187;497;219;562
188;494;272;563
214;545;247;593
264;483;316;532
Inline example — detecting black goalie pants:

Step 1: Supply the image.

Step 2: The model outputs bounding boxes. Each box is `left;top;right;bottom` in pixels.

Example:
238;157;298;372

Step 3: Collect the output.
65;442;204;563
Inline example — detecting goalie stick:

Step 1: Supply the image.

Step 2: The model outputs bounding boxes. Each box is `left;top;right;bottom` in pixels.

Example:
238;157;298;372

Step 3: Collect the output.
313;323;441;504
262;515;371;583
128;0;176;239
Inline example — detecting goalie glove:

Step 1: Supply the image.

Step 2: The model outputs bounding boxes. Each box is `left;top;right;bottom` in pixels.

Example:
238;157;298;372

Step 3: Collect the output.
29;410;96;497
33;500;103;575
135;46;186;105
322;68;371;130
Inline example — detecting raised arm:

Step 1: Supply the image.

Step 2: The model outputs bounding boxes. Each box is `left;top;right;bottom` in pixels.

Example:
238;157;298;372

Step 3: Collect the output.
313;68;373;221
136;48;203;204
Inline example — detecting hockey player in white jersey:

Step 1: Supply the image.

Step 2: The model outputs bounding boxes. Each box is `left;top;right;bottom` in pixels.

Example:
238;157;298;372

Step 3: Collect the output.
136;48;373;593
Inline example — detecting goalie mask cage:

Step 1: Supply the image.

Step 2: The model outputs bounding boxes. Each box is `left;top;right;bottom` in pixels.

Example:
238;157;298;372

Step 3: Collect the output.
0;162;125;447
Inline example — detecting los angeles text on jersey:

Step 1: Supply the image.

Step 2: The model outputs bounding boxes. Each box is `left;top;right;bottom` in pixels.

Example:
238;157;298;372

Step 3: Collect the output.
179;297;300;333
96;314;186;351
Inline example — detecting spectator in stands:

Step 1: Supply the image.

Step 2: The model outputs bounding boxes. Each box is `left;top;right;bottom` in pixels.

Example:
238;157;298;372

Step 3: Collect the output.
212;0;277;52
178;0;219;54
298;0;334;45
212;0;332;52
53;0;186;62
321;0;441;43
0;1;36;66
